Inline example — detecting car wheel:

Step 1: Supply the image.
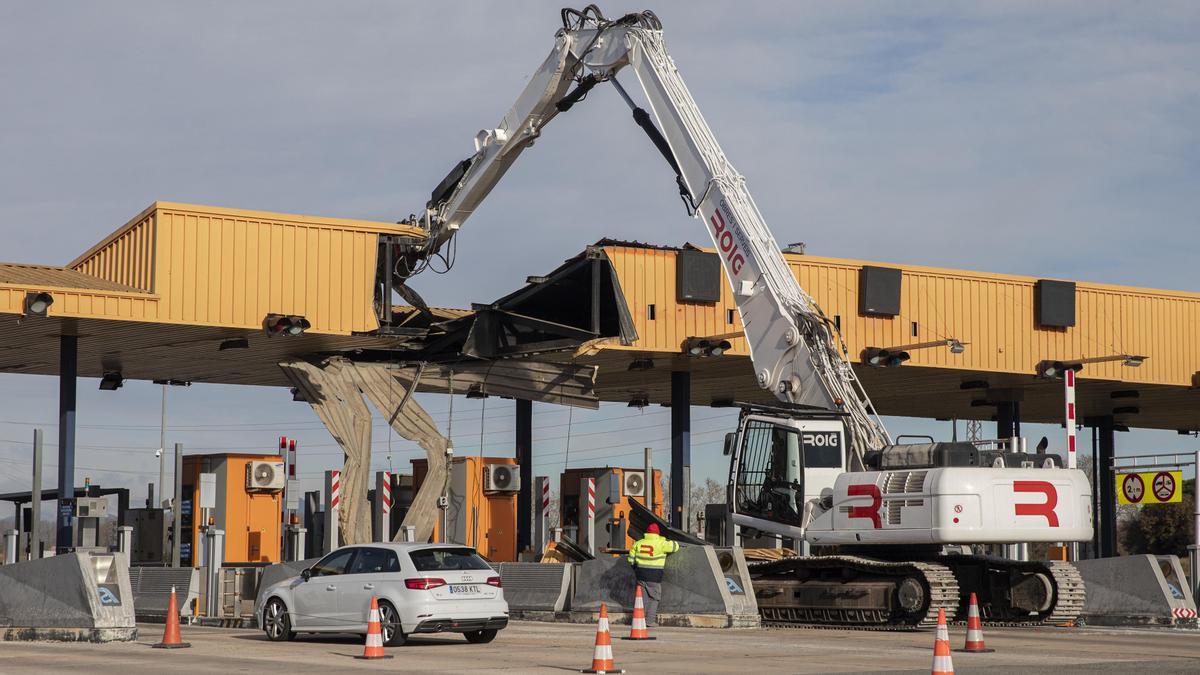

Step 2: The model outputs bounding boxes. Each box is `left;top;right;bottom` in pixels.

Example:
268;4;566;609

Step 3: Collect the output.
464;629;497;644
376;601;407;647
262;598;295;642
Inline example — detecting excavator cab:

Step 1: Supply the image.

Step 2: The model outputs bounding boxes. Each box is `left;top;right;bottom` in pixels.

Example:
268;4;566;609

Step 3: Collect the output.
726;407;847;539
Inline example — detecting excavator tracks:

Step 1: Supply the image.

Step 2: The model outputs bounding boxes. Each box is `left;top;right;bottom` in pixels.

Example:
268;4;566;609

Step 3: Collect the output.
749;555;959;629
937;555;1086;626
749;554;1085;630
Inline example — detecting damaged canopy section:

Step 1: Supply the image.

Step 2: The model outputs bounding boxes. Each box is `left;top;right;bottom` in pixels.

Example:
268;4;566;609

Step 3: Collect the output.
358;244;638;408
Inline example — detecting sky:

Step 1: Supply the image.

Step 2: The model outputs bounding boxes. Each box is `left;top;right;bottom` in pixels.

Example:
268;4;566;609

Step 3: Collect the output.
1;2;1198;519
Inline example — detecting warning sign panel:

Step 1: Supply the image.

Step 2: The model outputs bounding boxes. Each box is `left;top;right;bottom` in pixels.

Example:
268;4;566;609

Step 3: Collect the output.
1117;470;1182;505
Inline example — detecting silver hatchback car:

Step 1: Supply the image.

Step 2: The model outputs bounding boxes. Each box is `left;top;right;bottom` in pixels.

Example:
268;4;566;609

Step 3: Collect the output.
255;543;508;646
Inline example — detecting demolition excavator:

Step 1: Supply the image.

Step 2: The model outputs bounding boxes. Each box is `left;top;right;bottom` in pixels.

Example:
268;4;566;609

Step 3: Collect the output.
389;6;1092;627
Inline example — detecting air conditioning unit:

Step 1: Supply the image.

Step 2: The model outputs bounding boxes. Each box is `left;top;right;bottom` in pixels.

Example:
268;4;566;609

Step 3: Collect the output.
246;461;286;491
484;464;520;493
623;471;646;498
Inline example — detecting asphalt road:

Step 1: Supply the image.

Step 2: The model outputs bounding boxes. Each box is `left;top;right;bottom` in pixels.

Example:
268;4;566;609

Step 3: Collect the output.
1;621;1198;673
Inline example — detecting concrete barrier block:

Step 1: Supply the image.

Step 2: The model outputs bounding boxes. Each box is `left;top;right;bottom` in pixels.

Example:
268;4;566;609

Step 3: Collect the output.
1076;554;1198;626
498;562;571;612
0;552;136;642
570;545;759;628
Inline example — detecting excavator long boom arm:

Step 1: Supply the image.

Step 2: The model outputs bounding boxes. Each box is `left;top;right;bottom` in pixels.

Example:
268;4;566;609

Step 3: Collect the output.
401;6;889;465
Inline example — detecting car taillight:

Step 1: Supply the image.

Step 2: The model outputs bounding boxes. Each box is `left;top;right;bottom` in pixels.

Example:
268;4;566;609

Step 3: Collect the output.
486;576;502;588
405;577;447;590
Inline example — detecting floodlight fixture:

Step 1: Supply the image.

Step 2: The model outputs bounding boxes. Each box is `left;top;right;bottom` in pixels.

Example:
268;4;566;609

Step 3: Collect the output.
99;371;124;391
24;292;53;317
263;314;311;337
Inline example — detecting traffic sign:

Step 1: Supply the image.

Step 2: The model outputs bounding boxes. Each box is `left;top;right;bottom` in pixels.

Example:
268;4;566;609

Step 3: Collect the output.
1120;473;1144;504
1116;470;1182;505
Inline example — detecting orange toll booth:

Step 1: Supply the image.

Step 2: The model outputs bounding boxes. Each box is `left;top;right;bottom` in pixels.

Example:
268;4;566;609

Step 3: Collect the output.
561;467;664;552
180;452;285;566
411;456;519;562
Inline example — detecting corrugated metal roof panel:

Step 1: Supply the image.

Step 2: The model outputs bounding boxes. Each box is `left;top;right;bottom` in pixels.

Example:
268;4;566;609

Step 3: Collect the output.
0;263;146;293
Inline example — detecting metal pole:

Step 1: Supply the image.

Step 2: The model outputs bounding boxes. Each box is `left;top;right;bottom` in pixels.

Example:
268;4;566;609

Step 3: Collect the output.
516;399;533;553
1192;449;1200;601
159;384;167;508
30;429;43;560
324;470;340;553
534;476;549;556
56;334;78;553
172;443;183;567
583;477;596;556
670;371;691;530
117;525;133;556
205;528;224;618
1097;417;1116;558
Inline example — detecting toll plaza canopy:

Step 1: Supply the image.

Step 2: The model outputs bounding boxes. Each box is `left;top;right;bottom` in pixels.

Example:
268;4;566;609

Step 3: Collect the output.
2;205;1200;431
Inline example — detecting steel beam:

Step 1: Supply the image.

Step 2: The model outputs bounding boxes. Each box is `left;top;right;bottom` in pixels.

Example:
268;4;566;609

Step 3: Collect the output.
671;371;691;530
516;399;533;553
1096;416;1116;558
55;335;77;552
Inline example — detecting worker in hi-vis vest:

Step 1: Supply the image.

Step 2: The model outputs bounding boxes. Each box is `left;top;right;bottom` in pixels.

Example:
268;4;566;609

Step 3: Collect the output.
626;523;680;625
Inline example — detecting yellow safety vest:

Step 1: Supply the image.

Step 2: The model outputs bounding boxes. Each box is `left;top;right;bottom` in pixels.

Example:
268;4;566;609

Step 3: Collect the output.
627;533;680;569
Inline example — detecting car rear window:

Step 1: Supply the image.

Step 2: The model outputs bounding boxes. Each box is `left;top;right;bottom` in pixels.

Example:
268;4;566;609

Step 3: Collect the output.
408;547;493;572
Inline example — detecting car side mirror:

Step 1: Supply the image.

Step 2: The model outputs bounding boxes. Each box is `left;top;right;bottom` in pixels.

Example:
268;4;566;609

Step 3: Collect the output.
301;568;312;581
723;432;736;456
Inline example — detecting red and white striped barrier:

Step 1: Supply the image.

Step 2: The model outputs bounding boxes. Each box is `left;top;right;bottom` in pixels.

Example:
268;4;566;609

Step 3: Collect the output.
1171;607;1197;619
381;471;392;515
330;470;341;509
1064;369;1077;469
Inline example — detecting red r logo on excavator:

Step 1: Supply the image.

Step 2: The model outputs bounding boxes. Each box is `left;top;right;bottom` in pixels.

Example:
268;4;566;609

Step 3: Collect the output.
847;483;882;529
1013;480;1059;527
710;210;746;276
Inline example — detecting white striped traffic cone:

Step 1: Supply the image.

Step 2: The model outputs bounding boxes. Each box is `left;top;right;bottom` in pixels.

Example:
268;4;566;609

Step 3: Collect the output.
621;585;654;640
355;596;393;660
931;607;954;675
957;592;994;653
581;603;624;674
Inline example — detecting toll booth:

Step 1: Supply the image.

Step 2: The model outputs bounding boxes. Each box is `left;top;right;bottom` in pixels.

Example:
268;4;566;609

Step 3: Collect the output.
412;456;519;562
561;467;664;552
180;452;284;566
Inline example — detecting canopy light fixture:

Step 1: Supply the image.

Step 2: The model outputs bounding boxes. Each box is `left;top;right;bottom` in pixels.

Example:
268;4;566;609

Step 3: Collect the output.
219;337;250;351
863;339;966;367
1037;354;1148;379
290;387;307;402
960;380;989;390
24;292;54;317
628;395;650;408
152;379;191;387
628;357;655;372
99;371;124;391
682;334;736;358
1110;390;1139;399
465;383;488;399
1112;406;1140;416
263;314;311;337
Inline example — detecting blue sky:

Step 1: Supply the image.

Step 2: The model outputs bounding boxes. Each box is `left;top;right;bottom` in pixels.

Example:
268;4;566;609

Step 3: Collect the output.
1;2;1198;513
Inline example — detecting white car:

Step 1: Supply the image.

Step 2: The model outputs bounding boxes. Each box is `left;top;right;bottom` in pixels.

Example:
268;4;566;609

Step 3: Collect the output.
255;543;508;646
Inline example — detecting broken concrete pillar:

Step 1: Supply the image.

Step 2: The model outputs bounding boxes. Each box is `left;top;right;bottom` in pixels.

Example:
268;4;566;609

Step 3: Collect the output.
347;363;448;544
279;358;372;546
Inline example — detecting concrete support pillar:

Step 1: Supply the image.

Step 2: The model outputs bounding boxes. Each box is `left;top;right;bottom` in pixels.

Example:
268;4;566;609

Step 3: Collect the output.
996;401;1015;441
30;429;43;560
670;371;691;530
172;443;182;567
516;399;533;553
1096;416;1117;558
56;335;78;553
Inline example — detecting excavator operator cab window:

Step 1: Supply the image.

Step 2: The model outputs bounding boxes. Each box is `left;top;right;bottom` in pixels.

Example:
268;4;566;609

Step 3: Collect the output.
734;419;804;526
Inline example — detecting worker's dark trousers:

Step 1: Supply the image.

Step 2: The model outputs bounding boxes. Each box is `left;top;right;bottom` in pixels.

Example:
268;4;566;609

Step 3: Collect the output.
637;579;662;625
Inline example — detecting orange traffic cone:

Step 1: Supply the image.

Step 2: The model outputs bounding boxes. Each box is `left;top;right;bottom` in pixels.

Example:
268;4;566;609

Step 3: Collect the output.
152;586;191;649
956;593;994;653
355;596;393;660
581;603;624;674
931;607;953;674
621;585;655;641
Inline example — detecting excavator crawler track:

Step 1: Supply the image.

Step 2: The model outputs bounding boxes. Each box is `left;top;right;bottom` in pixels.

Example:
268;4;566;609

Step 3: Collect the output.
749;555;959;629
937;554;1085;625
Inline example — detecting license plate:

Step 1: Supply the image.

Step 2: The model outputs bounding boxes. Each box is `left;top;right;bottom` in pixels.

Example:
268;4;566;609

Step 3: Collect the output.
449;584;480;595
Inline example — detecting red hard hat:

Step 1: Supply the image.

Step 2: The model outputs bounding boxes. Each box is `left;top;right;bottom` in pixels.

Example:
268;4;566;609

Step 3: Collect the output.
646;523;660;535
